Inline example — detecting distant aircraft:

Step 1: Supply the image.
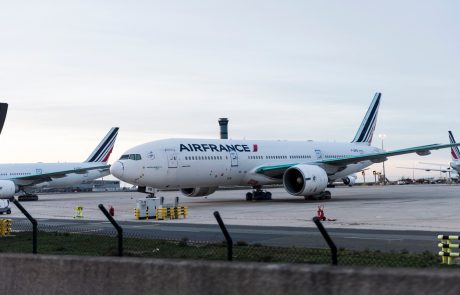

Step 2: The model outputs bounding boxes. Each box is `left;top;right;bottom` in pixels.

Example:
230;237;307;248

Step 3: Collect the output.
0;102;8;135
397;131;460;179
111;93;460;201
0;127;119;201
448;131;460;173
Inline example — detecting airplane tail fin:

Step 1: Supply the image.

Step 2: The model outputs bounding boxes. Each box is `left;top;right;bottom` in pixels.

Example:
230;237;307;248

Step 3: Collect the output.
351;92;381;146
84;127;119;163
0;103;8;135
448;131;460;160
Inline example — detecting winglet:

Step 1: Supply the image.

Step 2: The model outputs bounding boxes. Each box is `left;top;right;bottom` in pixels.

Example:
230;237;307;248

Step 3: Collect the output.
85;127;119;163
448;131;460;160
351;92;381;146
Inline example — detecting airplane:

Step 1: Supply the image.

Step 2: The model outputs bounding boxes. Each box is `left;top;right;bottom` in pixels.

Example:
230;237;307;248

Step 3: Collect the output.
0;102;8;135
0;127;119;201
110;93;460;201
397;131;460;180
448;131;460;173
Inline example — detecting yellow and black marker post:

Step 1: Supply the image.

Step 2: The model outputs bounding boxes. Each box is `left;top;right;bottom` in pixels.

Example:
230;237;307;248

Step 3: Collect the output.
438;235;460;265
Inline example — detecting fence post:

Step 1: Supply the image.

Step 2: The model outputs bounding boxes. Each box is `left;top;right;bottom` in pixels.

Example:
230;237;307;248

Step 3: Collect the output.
312;216;337;265
213;211;233;261
12;199;37;254
98;204;123;257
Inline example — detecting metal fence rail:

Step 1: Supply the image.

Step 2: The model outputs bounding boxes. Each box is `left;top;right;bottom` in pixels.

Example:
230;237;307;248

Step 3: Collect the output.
0;201;455;268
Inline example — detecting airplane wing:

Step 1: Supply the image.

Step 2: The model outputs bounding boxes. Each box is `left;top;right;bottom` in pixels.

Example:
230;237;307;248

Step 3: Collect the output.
255;143;460;179
11;165;110;184
396;167;450;173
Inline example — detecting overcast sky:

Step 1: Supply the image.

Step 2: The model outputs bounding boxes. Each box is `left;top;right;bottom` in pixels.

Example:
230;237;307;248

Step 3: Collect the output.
0;0;459;181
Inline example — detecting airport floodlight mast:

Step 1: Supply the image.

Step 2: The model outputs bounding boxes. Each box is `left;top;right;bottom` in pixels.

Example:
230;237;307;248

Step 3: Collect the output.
378;134;387;185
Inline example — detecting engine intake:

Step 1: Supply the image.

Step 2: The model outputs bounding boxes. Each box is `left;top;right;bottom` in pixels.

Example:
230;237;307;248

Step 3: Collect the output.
181;187;217;197
342;175;357;186
283;165;328;196
0;180;18;199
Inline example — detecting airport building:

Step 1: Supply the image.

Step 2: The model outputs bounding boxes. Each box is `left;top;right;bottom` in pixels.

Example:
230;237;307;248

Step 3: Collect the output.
39;180;121;193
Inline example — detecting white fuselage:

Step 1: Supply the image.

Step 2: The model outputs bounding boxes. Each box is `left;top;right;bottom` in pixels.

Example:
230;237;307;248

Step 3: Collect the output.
111;139;381;189
0;162;109;192
450;160;460;173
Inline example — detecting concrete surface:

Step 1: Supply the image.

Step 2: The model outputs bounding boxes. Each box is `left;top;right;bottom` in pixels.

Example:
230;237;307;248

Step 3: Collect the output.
7;184;460;231
1;253;459;295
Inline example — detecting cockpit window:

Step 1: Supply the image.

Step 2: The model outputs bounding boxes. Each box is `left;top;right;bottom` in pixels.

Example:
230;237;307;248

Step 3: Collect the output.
121;154;142;161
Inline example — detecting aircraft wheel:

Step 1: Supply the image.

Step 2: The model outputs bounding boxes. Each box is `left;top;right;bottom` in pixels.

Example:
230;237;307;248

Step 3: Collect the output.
265;192;272;200
6;209;11;214
246;192;253;201
256;191;267;201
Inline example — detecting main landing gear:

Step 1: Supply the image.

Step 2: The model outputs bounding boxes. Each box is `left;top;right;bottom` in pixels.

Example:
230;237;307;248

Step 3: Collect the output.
246;186;272;201
305;190;331;201
18;194;39;201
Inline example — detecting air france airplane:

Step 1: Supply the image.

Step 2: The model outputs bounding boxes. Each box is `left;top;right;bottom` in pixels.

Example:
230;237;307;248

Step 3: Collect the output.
0;127;119;201
448;131;460;173
111;93;460;201
0;102;8;135
397;131;460;178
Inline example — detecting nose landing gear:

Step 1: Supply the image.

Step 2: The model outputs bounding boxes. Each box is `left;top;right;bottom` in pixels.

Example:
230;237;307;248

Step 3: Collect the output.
245;186;272;201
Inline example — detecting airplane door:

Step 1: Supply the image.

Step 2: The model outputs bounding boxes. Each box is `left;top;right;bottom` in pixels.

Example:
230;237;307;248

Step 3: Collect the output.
165;149;178;168
315;149;323;160
230;151;238;167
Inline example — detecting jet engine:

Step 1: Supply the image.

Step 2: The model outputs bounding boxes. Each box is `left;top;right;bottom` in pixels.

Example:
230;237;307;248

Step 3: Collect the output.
181;187;218;197
0;180;17;199
342;174;357;186
283;165;328;196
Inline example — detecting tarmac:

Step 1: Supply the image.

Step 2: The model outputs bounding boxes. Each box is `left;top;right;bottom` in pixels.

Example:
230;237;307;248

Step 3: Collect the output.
6;184;460;232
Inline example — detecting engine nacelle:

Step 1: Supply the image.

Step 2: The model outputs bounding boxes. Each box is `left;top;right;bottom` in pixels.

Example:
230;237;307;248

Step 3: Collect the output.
181;187;218;197
416;150;431;156
283;165;328;196
0;180;17;199
342;174;357;186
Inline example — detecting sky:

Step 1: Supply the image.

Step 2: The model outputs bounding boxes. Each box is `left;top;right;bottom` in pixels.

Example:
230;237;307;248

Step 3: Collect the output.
0;0;459;182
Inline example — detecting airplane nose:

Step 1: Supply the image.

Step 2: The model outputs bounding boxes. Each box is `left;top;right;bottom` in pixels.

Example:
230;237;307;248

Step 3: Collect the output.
110;161;125;179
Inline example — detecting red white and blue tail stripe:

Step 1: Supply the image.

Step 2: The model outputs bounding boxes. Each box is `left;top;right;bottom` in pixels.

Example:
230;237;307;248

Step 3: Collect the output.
449;131;460;160
351;92;381;146
85;127;119;163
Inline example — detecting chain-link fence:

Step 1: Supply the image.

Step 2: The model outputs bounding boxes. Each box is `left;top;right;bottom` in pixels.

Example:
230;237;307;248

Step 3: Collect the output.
0;201;456;268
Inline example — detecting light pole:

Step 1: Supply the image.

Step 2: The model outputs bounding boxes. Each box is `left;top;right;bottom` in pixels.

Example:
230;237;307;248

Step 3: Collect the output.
378;134;387;185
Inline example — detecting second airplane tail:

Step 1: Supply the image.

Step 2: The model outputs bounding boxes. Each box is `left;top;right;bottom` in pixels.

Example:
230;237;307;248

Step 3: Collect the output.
449;131;460;160
84;127;119;163
351;92;381;146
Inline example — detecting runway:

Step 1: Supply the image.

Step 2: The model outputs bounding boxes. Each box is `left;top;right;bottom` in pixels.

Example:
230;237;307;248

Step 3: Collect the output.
5;184;460;253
